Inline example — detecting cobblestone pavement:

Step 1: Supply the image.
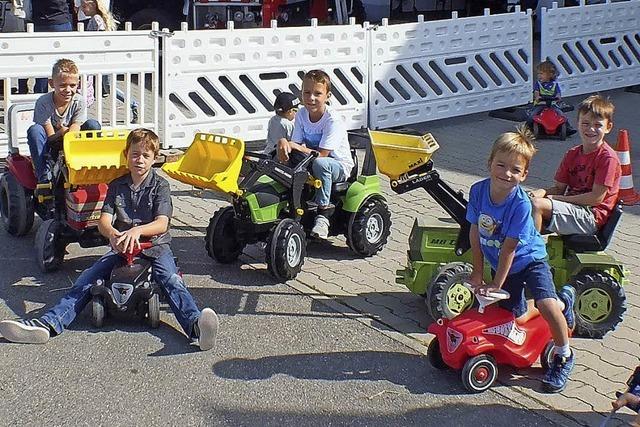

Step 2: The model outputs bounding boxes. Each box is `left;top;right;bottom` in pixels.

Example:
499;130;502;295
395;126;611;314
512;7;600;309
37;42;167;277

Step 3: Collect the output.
166;88;640;426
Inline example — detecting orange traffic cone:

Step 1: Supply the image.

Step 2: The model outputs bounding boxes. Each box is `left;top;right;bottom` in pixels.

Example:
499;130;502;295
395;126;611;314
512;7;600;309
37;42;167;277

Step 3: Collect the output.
616;129;640;206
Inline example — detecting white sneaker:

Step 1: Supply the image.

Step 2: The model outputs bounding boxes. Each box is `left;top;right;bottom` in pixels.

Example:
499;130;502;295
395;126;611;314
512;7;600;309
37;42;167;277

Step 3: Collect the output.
0;319;50;344
197;308;219;351
311;215;330;239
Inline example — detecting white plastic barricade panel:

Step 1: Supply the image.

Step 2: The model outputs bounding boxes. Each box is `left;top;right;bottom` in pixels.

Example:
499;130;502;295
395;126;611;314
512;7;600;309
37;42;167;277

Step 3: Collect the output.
540;0;640;97
369;10;533;129
163;21;368;148
0;24;160;156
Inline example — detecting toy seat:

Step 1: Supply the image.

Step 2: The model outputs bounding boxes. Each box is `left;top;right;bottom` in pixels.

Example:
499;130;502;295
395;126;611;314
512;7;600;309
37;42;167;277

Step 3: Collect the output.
332;149;358;193
562;204;623;252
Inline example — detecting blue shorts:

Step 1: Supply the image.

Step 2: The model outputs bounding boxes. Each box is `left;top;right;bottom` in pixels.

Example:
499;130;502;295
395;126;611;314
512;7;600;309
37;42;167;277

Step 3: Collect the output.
494;260;558;318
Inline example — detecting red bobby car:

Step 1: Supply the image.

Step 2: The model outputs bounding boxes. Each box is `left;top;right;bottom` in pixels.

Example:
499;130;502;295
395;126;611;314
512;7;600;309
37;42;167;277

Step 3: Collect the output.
532;97;568;140
427;289;555;393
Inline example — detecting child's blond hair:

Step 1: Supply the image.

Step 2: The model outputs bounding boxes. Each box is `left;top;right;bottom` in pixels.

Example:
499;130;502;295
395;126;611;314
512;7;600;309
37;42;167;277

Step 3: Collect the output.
488;124;537;169
94;0;117;31
537;60;558;79
52;58;79;79
577;94;615;123
303;69;332;93
125;128;160;157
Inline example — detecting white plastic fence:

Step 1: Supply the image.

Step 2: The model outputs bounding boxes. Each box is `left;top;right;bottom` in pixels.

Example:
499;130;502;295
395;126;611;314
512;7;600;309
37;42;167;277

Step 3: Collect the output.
0;22;160;157
162;19;368;148
369;8;533;129
540;0;640;97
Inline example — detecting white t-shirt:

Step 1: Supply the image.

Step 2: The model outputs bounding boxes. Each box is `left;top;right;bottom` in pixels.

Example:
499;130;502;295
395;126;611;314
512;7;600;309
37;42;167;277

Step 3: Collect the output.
291;106;354;176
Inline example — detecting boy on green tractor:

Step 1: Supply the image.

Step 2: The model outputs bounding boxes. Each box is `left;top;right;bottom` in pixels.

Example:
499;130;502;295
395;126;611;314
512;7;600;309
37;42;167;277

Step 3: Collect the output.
369;128;628;339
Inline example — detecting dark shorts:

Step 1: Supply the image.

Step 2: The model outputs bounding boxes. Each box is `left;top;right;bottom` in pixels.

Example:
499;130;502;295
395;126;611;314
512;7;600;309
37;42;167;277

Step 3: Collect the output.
495;260;558;318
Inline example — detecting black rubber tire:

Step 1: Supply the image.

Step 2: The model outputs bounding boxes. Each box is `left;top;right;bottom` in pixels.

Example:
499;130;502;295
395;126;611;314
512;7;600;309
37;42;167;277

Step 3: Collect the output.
35;219;66;272
346;198;391;256
427;338;448;370
461;354;498;393
0;172;35;236
532;122;540;138
265;219;306;281
560;122;567;140
205;206;245;263
540;340;555;373
570;270;626;339
428;262;474;320
148;293;160;329
92;296;105;328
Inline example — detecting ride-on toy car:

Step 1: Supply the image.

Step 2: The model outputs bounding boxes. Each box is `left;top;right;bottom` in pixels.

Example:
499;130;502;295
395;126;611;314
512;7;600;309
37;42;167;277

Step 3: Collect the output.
90;242;162;328
369;130;628;338
162;132;391;281
0;130;129;272
427;284;555;393
531;96;568;140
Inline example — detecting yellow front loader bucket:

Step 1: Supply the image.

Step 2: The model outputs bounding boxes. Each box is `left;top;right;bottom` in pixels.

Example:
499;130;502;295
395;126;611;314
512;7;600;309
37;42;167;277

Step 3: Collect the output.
162;133;245;196
63;130;129;186
368;130;439;180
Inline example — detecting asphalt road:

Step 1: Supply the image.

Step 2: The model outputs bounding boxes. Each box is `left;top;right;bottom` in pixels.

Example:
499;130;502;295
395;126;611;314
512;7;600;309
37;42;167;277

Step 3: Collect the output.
0;221;571;426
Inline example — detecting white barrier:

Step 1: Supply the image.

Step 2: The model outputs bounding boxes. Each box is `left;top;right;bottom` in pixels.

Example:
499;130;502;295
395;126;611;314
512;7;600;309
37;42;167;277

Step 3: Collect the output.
162;19;368;148
0;23;160;157
369;8;533;129
540;0;640;97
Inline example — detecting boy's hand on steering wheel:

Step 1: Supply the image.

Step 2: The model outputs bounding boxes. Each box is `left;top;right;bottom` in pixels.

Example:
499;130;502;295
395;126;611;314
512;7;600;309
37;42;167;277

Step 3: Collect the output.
277;140;291;162
109;230;124;253
115;227;143;254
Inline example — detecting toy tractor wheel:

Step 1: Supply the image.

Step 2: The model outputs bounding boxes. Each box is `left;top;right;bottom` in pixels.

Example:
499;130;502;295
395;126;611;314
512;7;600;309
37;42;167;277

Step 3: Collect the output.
560;123;567;140
147;293;160;329
428;262;475;320
35;219;66;272
205;206;245;263
265;219;307;281
427;338;448;370
462;354;498;393
570;270;626;338
346;198;391;256
540;340;555;373
0;172;35;236
92;296;105;328
532;122;541;138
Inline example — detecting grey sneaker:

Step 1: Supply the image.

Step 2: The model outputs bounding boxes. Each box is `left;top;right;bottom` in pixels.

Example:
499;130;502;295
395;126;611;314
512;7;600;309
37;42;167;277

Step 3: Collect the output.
311;215;330;239
196;308;219;351
131;106;139;124
0;319;50;344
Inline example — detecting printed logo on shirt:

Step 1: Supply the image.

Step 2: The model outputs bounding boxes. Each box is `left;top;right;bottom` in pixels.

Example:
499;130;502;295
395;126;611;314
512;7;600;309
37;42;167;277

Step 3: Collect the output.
478;213;502;249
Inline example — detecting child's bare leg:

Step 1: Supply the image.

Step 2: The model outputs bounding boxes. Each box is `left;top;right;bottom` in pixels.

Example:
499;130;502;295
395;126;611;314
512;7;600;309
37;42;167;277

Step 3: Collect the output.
531;197;553;232
515;300;540;325
536;297;569;347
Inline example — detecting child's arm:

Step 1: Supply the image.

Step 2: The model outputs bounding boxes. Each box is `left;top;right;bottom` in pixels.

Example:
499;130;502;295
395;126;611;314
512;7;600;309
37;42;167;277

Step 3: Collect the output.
115;216;170;254
547;183;608;206
288;141;330;157
612;392;640;411
533;89;540;104
490;237;518;290
468;224;484;287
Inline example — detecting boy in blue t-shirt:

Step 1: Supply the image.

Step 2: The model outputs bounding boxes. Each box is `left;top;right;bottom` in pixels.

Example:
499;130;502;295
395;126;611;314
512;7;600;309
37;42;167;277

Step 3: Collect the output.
466;125;576;393
277;70;354;239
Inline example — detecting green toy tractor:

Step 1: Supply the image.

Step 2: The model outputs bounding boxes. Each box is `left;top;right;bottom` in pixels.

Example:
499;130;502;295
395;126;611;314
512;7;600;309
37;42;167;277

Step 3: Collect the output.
163;132;391;281
370;130;628;339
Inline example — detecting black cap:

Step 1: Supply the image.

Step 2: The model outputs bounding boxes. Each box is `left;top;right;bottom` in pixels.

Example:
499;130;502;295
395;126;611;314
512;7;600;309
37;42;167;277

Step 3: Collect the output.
274;92;299;113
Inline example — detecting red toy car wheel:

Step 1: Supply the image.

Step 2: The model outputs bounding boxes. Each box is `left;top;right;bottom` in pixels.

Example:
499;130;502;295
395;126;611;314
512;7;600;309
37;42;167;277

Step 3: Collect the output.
462;354;498;393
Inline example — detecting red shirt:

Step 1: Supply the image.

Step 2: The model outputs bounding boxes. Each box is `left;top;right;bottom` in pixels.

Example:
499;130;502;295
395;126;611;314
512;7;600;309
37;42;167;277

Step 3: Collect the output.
554;142;621;227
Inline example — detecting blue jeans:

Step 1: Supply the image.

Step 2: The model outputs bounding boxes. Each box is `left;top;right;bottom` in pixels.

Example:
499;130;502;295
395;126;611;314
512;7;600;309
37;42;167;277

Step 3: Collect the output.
312;157;346;207
495;260;558;318
31;22;74;93
27;119;101;182
40;250;202;338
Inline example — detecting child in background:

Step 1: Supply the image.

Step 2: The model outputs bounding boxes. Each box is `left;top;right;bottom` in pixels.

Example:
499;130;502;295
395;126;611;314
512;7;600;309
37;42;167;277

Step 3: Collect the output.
277;70;354;239
27;58;101;184
81;0;139;124
466;125;576;393
527;60;575;136
264;92;298;158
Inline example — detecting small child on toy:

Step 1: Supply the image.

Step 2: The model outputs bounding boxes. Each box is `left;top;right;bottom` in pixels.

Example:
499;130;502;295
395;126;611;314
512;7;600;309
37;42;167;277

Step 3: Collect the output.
28;58;101;184
277;70;354;239
0;129;220;351
527;60;575;136
264;92;298;158
529;94;621;235
467;124;576;393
